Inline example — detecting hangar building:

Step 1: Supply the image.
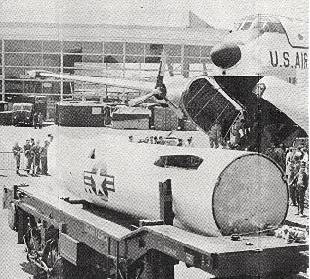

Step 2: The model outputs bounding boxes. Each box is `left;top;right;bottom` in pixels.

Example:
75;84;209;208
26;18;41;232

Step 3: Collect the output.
0;2;226;119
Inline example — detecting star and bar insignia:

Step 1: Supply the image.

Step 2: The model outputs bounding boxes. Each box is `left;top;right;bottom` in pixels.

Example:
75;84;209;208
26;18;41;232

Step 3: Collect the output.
84;169;115;201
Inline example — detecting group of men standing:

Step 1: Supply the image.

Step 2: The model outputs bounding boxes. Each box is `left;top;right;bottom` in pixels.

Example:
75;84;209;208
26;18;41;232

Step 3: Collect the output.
12;135;52;176
286;146;309;217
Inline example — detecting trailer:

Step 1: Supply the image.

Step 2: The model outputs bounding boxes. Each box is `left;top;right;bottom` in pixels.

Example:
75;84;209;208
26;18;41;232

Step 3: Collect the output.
2;177;309;279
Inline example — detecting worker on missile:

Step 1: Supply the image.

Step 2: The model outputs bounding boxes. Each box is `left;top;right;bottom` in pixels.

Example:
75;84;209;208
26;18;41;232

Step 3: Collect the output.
158;136;164;144
209;120;222;149
177;138;183;146
185;137;193;147
23;139;32;174
12;142;22;174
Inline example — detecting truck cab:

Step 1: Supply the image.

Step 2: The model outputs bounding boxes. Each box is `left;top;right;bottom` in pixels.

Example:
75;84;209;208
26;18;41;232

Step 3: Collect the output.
12;102;34;126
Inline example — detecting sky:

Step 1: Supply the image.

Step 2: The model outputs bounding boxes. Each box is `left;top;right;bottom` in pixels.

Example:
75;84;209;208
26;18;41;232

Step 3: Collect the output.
0;0;308;29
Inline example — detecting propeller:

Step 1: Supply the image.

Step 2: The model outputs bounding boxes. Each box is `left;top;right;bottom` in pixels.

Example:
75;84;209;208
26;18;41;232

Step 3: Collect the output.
128;52;183;118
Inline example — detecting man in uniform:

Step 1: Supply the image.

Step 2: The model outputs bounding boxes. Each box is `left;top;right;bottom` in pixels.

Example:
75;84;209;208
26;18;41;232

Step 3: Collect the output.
287;162;297;206
12;142;22;174
33;112;38;129
295;162;308;216
209;120;222;149
38;112;43;129
23;139;32;174
40;140;50;175
31;141;41;176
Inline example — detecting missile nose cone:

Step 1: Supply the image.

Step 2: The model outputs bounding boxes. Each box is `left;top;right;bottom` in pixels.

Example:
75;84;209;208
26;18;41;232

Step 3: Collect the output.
211;43;241;69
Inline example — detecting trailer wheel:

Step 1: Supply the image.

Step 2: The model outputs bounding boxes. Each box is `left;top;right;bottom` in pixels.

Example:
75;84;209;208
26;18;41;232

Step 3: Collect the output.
41;236;63;279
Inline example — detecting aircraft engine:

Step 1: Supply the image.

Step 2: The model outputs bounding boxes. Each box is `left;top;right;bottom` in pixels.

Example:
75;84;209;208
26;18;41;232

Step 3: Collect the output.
55;135;288;237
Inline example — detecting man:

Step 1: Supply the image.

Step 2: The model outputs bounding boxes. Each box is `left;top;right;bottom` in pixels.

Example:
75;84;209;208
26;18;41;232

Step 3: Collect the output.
286;147;294;174
30;138;35;147
12;142;22;174
40;140;50;175
185;137;193;147
295;162;308;216
23;139;32;174
158;136;164;145
38;112;43;129
287;162;297;206
301;147;308;165
33;112;38;129
177;139;183;147
274;144;286;170
209;120;222;149
31;141;41;176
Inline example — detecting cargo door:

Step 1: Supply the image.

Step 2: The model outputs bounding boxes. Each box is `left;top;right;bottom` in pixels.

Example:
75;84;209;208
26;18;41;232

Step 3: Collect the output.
181;76;244;139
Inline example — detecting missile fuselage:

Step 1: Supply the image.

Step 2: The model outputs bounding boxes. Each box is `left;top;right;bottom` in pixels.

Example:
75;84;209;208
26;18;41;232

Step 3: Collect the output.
52;135;288;236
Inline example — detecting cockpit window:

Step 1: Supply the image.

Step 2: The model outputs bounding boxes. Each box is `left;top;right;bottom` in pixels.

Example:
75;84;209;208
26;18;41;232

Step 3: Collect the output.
154;155;203;170
237;16;285;34
240;21;253;30
263;22;285;33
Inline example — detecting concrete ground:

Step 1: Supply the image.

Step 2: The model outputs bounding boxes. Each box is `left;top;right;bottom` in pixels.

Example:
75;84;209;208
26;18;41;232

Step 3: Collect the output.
0;124;308;279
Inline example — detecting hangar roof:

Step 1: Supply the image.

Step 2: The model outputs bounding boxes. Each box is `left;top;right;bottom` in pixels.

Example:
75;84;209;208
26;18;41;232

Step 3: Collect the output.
1;1;211;29
0;2;227;45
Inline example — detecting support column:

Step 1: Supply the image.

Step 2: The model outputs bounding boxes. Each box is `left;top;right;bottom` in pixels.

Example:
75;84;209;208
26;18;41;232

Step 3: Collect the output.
2;39;5;101
159;179;174;225
60;41;64;101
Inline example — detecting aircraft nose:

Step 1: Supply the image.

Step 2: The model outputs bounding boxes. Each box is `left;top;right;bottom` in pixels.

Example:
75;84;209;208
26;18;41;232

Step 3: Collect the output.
211;43;241;69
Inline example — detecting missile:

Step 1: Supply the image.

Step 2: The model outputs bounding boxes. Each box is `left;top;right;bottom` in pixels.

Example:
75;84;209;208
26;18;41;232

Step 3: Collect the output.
52;135;288;236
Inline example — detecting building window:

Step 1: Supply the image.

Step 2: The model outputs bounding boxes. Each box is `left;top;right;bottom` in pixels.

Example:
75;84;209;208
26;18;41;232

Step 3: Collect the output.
63;41;83;54
146;44;163;56
104;55;123;63
82;42;103;54
63;54;82;68
5;80;23;93
145;44;163;63
82;55;103;63
43;41;61;53
41;67;60;74
5;53;24;66
43;54;61;67
42;81;61;95
164;44;181;56
4;40;24;52
125;43;144;55
125;56;144;63
5;67;25;79
184;45;201;57
24;40;42;53
104;42;124;55
201;46;212;58
24;80;42;93
24;54;43;66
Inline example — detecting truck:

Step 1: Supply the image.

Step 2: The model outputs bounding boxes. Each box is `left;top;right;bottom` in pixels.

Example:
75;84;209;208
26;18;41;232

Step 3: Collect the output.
12;102;34;126
2;175;309;279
